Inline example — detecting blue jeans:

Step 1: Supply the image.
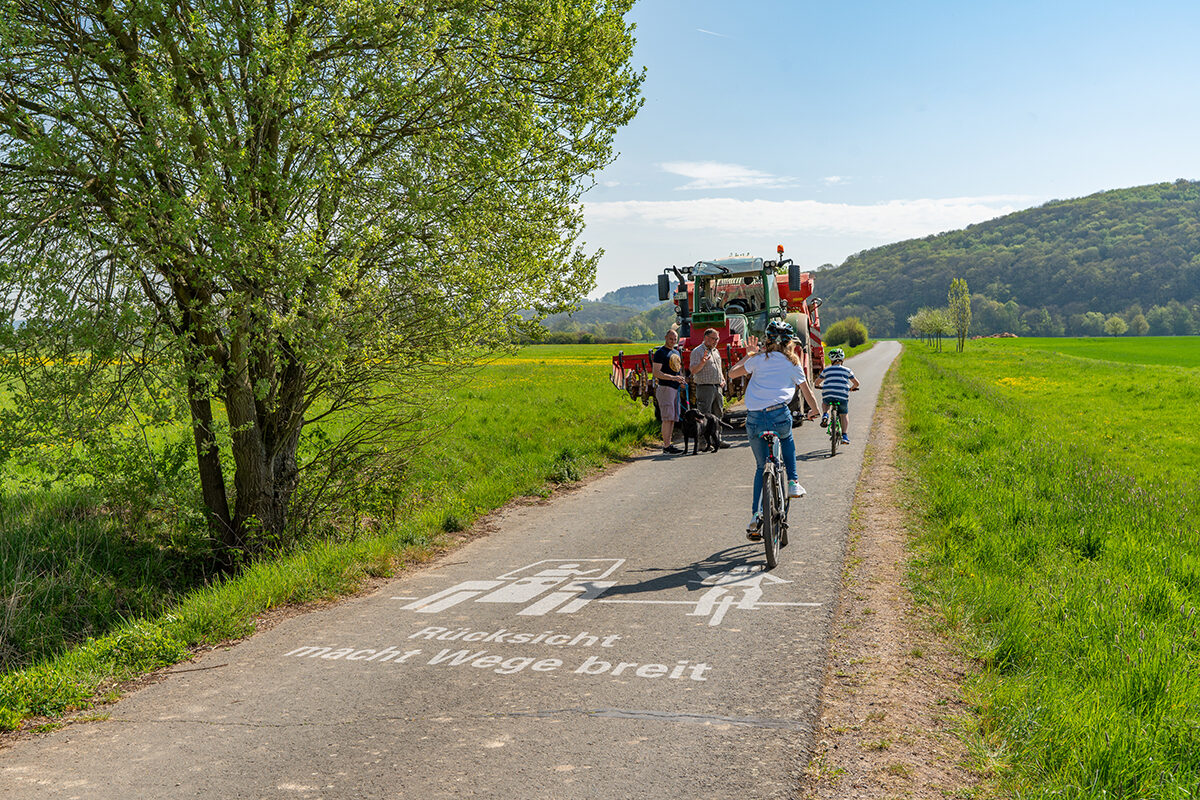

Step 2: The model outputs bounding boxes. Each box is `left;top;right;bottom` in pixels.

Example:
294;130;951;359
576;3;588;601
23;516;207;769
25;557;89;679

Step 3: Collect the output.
746;406;798;516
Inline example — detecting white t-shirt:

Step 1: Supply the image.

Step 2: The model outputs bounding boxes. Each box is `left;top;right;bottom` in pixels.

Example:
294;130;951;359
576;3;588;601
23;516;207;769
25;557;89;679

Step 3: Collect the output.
742;352;807;411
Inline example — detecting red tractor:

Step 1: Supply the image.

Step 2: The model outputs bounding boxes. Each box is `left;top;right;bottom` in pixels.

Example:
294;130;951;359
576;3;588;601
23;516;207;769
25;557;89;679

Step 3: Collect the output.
610;245;826;423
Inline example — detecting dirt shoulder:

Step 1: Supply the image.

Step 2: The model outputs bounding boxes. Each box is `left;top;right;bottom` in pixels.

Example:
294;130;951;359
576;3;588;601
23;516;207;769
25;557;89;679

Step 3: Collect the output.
799;363;982;799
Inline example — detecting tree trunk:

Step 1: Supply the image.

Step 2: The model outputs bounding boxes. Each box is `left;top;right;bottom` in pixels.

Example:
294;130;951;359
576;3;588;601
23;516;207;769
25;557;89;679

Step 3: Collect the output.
224;359;304;547
187;375;238;552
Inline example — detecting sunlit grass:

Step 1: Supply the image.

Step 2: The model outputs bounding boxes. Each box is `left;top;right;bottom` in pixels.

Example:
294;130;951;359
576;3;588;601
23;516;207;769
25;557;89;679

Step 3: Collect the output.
929;338;1200;487
998;335;1200;368
899;339;1200;798
0;343;656;729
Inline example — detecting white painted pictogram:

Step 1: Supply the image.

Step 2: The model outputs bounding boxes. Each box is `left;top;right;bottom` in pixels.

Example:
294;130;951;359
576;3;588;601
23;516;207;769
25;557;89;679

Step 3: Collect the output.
687;565;802;626
394;559;819;627
398;559;624;616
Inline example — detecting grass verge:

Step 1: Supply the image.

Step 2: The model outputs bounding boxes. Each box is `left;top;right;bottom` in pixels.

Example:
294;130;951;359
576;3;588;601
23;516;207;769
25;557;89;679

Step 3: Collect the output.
899;342;1200;798
0;344;657;732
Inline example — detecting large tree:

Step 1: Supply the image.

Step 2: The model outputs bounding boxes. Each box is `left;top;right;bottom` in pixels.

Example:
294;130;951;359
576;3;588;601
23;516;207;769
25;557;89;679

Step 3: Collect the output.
0;0;642;556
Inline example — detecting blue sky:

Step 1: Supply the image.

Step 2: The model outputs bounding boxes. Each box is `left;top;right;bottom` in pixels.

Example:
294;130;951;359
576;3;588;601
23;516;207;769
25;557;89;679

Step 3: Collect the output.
583;0;1200;296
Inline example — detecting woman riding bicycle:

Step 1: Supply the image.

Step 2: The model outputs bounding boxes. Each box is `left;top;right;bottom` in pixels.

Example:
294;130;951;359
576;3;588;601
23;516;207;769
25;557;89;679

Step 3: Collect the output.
728;320;821;539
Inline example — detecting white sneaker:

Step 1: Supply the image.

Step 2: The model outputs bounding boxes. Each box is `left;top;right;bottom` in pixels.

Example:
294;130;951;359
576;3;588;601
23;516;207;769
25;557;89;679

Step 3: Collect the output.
788;480;806;498
746;513;762;533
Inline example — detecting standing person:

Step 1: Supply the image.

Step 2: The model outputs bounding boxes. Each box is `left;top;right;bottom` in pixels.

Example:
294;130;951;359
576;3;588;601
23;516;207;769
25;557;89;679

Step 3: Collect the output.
815;347;860;445
728;321;821;538
689;328;728;424
652;328;686;454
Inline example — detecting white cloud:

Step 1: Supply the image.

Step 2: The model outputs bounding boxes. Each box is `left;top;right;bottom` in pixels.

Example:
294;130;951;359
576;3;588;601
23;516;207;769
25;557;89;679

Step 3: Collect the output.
822;176;847;186
660;161;797;190
585;195;1039;241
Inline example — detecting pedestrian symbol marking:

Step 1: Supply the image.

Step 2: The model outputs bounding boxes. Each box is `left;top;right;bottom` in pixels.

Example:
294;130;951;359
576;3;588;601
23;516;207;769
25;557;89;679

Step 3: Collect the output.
398;560;624;616
395;559;820;627
497;561;623;580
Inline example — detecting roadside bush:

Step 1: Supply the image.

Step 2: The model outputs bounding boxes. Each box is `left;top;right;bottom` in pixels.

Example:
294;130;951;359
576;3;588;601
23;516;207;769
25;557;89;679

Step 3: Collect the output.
549;446;585;484
825;317;869;347
85;622;188;673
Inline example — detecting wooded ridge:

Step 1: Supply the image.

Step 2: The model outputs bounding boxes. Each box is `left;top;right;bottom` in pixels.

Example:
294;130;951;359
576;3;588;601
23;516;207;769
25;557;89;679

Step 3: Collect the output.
817;179;1200;336
543;180;1200;340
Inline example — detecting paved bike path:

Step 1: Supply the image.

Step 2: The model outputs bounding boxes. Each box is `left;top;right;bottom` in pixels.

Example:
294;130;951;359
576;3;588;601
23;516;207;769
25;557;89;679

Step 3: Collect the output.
1;342;901;799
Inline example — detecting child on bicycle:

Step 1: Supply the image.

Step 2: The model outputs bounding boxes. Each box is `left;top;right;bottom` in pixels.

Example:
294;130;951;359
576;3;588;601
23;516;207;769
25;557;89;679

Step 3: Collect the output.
728;321;821;539
815;347;860;445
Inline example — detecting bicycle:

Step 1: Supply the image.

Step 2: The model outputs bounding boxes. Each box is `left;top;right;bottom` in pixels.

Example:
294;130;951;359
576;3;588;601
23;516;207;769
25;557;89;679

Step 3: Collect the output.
826;399;845;457
822;388;858;457
757;430;790;569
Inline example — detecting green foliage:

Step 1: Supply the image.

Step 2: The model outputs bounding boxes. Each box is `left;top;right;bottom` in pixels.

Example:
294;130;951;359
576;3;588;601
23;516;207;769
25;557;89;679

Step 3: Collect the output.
900;339;1200;797
0;0;644;548
947;278;971;352
84;622;188;674
1105;314;1129;335
0;344;656;729
0;666;90;726
1013;335;1200;368
548;446;586;484
518;330;636;345
824;317;869;348
819;180;1200;336
907;307;953;350
530;295;678;343
598;283;664;310
0;487;214;673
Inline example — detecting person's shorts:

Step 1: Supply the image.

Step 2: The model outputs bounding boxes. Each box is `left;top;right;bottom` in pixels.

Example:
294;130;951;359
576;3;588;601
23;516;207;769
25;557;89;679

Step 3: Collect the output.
655;385;680;421
824;397;848;413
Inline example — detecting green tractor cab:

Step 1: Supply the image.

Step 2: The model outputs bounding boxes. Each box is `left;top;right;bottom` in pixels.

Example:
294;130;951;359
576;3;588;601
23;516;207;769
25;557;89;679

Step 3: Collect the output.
616;246;827;422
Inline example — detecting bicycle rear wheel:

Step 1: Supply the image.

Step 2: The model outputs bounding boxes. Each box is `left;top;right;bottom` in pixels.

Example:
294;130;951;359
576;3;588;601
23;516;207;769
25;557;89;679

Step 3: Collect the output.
780;491;790;548
761;468;780;569
829;416;839;457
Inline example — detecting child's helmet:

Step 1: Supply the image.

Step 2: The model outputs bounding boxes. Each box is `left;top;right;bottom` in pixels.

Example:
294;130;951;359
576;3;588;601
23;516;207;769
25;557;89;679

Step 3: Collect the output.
828;348;845;362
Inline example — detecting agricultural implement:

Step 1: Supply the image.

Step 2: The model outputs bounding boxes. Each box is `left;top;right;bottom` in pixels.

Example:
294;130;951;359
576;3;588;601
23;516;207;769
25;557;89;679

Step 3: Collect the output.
610;246;826;422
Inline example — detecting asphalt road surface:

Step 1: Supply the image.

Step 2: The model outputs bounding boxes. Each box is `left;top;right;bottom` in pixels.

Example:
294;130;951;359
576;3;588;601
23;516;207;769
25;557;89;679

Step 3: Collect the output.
1;341;901;800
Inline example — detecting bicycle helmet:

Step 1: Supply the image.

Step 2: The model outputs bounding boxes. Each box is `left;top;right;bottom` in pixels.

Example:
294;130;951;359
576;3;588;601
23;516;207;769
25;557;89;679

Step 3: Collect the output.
828;347;845;362
764;320;796;345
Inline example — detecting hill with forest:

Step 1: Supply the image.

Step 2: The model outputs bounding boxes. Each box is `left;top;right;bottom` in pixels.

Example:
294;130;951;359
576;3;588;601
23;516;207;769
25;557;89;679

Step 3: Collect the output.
537;283;673;342
597;283;661;310
538;299;673;343
816;180;1200;337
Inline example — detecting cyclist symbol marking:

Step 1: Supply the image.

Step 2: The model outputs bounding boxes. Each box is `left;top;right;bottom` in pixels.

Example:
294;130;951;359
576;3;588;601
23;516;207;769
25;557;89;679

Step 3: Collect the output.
687;565;793;626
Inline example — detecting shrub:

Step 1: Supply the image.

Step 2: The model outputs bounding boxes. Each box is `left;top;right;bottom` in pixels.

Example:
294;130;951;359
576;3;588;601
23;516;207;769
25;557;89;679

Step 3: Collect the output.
825;317;869;347
549;447;585;483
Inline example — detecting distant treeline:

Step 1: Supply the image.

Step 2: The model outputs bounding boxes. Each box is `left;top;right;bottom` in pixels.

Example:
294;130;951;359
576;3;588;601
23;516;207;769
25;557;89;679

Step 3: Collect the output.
517;331;636;345
817;179;1200;337
537;299;675;342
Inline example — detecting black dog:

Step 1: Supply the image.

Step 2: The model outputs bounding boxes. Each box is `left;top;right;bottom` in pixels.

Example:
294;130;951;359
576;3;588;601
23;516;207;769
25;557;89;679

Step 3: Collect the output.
680;408;726;454
704;412;732;450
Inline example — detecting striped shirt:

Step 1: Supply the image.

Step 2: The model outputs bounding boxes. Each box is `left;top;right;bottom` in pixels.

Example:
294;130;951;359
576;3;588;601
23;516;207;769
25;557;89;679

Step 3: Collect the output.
819;364;855;402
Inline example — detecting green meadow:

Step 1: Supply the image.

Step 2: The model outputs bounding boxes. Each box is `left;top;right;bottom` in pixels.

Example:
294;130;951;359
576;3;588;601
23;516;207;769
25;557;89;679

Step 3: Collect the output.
1007;336;1200;369
0;344;656;729
899;337;1200;798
